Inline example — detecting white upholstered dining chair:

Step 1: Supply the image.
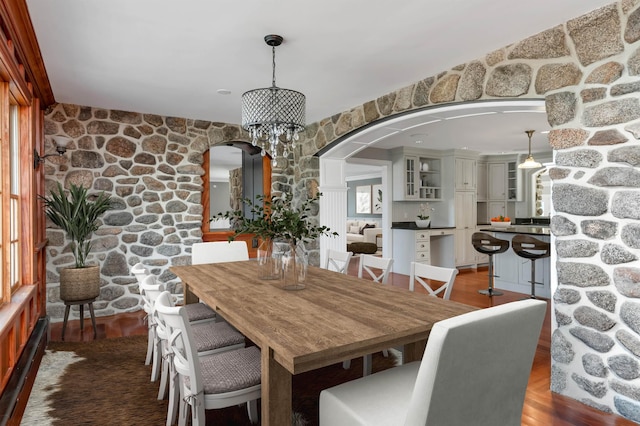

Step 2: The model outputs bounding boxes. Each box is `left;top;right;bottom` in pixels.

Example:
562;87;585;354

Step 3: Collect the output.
409;261;458;300
191;240;249;264
155;290;261;426
319;299;547;426
141;275;246;426
324;248;353;274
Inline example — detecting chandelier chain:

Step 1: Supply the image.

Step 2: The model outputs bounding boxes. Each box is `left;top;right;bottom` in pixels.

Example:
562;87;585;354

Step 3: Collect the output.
272;45;277;88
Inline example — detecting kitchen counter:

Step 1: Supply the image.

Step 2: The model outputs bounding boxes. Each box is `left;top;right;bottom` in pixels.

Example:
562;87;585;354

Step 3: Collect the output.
391;226;455;274
391;221;455;230
478;225;550;236
478;228;551;298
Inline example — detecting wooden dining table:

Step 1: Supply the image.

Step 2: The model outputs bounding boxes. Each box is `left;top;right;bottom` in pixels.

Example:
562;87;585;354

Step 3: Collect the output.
171;261;476;425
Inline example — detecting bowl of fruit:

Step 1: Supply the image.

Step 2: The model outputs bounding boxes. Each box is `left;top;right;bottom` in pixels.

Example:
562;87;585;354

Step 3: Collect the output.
490;216;511;227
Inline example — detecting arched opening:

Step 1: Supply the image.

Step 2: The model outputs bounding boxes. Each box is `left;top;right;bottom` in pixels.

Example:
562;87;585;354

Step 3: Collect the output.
201;142;272;257
318;99;552;268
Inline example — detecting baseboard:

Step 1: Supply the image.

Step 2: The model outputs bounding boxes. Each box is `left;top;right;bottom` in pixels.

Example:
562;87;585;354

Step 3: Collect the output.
0;316;49;426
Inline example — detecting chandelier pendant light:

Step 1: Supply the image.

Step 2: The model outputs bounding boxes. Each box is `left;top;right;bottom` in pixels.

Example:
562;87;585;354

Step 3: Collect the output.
241;34;306;166
518;129;542;169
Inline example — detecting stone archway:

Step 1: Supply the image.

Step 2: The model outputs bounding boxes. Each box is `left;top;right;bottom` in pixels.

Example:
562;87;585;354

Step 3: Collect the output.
290;3;640;420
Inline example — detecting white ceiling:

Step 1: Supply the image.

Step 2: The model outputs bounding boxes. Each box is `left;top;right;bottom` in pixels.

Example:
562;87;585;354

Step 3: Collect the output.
25;0;614;176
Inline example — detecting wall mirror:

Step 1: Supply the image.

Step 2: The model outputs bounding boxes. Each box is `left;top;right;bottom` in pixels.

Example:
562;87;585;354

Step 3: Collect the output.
201;142;271;253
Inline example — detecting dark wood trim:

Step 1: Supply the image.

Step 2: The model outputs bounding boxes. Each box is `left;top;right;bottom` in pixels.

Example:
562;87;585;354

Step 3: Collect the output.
201;144;273;258
0;1;54;107
0;317;48;426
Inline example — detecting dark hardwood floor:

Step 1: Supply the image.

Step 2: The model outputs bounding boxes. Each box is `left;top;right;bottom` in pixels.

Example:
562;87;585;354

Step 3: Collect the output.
49;264;635;425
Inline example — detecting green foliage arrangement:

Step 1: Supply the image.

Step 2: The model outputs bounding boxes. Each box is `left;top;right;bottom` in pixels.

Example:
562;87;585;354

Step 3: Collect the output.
213;191;337;245
41;182;113;268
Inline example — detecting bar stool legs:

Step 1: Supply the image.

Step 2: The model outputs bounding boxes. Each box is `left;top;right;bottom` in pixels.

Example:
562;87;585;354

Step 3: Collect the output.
512;234;551;299
478;252;504;297
472;232;510;297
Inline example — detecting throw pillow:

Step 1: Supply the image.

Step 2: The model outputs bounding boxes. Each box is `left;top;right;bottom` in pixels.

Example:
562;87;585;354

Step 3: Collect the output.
349;225;360;234
359;223;376;234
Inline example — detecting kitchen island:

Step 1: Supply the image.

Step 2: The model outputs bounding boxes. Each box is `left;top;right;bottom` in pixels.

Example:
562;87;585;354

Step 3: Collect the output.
478;226;551;299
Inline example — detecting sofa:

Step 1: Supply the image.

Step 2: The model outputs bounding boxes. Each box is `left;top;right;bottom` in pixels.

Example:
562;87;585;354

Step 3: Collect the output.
346;220;382;244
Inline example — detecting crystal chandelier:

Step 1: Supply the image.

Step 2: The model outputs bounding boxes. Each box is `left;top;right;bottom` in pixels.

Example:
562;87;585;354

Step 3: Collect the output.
518;130;542;169
241;35;306;166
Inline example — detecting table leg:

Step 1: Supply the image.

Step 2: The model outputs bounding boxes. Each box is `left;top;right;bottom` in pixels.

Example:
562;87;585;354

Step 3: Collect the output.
261;346;291;426
183;282;199;305
403;339;427;363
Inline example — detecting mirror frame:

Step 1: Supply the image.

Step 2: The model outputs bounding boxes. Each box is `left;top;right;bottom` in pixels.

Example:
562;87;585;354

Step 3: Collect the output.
201;144;272;257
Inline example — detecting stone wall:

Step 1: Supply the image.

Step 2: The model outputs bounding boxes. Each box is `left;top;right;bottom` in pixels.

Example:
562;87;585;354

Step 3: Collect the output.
294;1;640;422
229;167;242;211
43;1;640;420
43;105;303;322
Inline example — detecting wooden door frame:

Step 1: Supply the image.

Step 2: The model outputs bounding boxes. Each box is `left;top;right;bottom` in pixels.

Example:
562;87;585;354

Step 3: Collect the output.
201;145;271;257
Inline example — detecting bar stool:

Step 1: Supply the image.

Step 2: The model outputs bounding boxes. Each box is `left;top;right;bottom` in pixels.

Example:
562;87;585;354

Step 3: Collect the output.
472;232;509;296
512;234;550;299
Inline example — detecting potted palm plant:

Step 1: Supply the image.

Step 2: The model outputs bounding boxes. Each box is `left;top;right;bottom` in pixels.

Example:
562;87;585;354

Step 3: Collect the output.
41;182;112;302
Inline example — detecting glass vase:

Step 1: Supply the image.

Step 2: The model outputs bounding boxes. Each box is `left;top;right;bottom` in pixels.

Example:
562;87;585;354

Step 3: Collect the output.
281;240;308;290
257;238;283;280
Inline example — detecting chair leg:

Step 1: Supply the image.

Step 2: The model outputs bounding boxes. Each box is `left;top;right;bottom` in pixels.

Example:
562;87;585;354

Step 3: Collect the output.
247;399;259;424
151;336;162;382
88;302;97;339
61;305;71;341
178;396;188;426
157;353;168;400
166;363;179;426
145;325;154;366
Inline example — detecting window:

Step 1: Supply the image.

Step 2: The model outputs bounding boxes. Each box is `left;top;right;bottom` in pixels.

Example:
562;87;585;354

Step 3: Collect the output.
9;104;19;293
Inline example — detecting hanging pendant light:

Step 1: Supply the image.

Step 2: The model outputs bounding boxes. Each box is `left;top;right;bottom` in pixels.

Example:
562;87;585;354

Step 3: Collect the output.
241;35;306;166
518;130;542;169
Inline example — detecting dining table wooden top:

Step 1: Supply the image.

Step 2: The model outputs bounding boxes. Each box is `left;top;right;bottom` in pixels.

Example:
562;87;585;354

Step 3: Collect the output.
171;261;476;425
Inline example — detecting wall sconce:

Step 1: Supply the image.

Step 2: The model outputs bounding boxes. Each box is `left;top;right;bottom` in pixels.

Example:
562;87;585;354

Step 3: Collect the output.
34;136;70;169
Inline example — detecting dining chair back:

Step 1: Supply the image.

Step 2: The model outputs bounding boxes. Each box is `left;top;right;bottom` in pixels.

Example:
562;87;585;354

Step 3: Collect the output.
319;299;547;426
409;262;458;300
155;291;261;426
324;249;353;274
358;254;393;284
191;241;249;264
139;275;166;383
132;262;149;284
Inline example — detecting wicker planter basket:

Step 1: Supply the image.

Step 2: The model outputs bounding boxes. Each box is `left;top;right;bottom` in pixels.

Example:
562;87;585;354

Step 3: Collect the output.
59;265;100;302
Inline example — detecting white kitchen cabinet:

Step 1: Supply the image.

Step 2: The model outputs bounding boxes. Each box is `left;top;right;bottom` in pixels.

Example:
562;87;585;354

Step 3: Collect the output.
455;158;476;191
488;201;507;219
507;161;522;201
392;153;441;201
488;162;506;200
392;228;455;275
477;162;487;201
455;191;477;267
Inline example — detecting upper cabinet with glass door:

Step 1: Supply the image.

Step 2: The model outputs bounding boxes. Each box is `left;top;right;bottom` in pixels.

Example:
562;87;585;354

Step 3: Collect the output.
392;148;441;201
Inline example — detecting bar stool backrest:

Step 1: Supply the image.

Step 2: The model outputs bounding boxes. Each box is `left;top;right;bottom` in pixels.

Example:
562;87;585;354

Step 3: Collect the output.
512;234;550;259
472;232;509;255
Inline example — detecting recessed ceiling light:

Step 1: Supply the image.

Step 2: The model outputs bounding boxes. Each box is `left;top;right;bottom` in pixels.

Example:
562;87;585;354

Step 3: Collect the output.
217;89;231;95
415;140;423;144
